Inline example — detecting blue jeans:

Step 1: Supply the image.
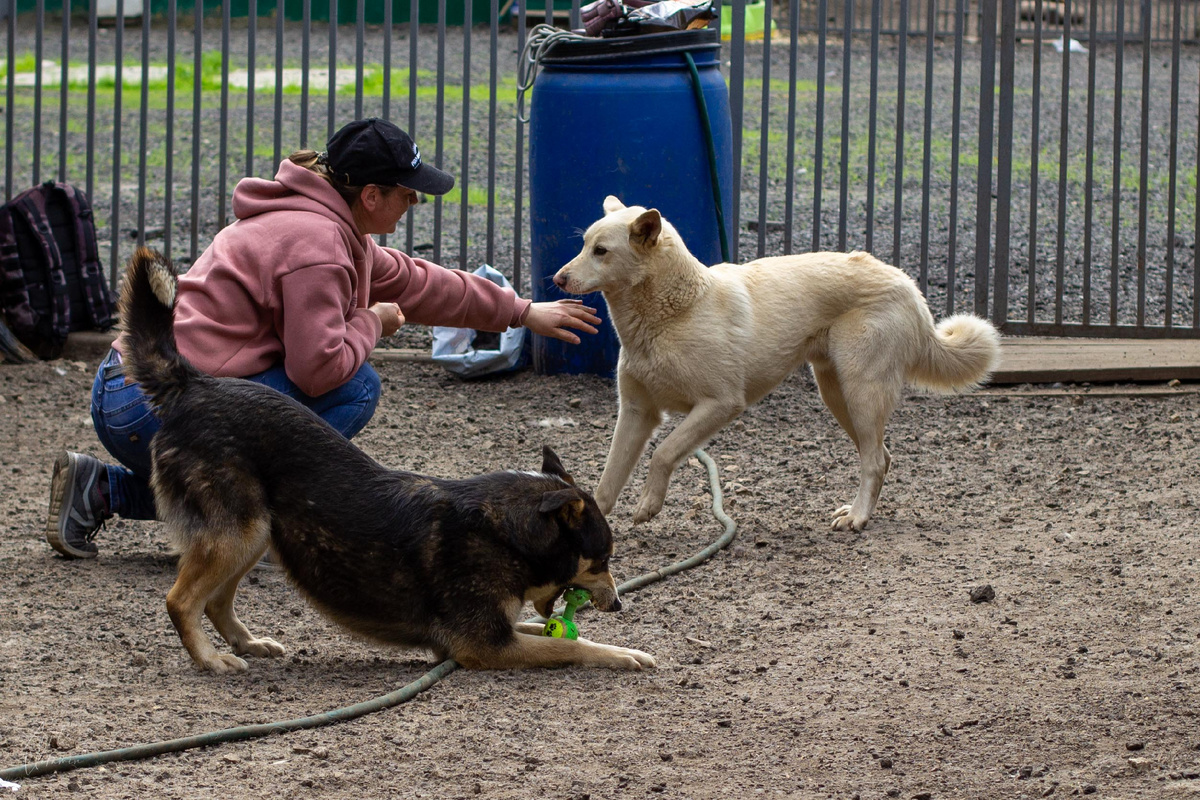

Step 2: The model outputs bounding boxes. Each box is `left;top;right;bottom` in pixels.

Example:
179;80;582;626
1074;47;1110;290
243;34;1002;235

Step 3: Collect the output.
91;348;381;520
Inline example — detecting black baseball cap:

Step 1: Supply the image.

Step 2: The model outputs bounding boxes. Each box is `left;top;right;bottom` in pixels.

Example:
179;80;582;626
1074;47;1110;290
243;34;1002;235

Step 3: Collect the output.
325;118;455;195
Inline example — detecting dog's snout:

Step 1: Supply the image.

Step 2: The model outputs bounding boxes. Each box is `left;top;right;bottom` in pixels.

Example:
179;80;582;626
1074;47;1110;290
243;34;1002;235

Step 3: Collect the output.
590;583;621;612
552;271;568;289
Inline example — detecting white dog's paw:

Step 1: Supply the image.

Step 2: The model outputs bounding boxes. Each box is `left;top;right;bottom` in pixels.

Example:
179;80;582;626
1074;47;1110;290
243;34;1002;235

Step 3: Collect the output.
632;495;664;525
199;653;250;674
608;647;657;670
831;504;870;532
237;637;285;659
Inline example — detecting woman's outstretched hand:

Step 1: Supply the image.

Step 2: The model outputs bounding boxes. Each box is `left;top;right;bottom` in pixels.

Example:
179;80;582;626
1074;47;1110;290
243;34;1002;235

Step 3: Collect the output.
521;299;601;345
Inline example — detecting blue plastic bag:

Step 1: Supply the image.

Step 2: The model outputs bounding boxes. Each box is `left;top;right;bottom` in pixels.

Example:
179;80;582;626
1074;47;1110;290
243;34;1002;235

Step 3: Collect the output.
431;265;528;379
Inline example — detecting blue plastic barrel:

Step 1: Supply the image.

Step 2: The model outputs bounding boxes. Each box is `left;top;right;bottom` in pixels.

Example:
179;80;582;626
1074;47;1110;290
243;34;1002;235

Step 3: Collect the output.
529;29;734;377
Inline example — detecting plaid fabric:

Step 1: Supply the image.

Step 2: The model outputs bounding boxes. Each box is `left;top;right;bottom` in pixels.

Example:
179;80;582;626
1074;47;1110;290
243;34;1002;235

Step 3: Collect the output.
0;181;115;358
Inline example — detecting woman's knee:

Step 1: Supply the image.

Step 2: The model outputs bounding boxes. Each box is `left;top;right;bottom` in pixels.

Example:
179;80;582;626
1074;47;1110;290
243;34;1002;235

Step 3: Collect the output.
90;356;158;477
322;362;381;439
348;363;382;426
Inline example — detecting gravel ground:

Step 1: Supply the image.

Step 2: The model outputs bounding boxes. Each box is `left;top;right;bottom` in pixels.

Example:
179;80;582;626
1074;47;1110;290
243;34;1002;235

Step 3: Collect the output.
3;355;1200;799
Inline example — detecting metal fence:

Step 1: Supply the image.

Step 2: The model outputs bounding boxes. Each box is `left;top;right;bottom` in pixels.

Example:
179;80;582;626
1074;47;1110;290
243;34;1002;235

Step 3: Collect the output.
3;0;1198;337
789;0;1200;42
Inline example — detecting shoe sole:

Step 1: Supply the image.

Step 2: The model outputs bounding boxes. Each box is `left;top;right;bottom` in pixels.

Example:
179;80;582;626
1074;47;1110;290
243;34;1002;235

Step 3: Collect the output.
45;452;99;560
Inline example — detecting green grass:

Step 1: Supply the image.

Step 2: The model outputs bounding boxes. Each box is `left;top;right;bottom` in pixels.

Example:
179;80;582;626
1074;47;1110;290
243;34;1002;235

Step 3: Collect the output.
4;49;523;106
0;53;40;77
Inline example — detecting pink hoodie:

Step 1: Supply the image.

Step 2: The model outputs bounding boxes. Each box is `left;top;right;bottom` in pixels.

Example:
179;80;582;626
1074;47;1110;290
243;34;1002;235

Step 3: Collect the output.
170;159;530;397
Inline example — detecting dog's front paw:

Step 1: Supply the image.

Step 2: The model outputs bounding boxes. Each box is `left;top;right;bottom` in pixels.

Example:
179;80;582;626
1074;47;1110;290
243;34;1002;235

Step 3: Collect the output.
831;504;870;532
199;653;250;674
608;647;657;670
237;637;285;659
631;495;663;525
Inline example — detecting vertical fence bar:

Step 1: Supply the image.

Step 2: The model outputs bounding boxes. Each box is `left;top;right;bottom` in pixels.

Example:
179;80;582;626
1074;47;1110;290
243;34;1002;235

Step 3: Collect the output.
513;0;526;291
570;0;581;29
811;0;827;251
379;0;393;248
301;0;310;146
1110;0;1124;325
973;0;998;318
165;0;176;258
190;0;202;260
406;0;417;253
992;0;1014;329
219;0;230;228
756;0;772;258
918;0;934;294
1027;0;1041;324
137;0;150;248
891;0;908;270
86;0;96;204
1082;0;1097;325
33;0;44;185
433;0;445;263
355;0;364;120
865;0;880;252
729;0;746;262
383;0;392;120
327;0;337;142
946;0;964;313
783;0;798;254
1164;0;1180;328
1053;0;1071;326
1195;50;1199;328
4;0;13;199
58;0;68;182
486;0;498;266
838;0;852;251
274;0;283;167
110;0;125;288
247;0;257;178
459;0;471;270
1134;0;1150;329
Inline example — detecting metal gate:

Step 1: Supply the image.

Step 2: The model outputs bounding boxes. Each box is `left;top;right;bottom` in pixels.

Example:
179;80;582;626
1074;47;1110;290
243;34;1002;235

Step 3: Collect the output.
3;0;1198;337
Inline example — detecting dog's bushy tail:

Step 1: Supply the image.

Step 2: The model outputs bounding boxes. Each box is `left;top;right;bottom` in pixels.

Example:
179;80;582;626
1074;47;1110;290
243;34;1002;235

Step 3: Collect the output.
118;247;199;413
908;313;1001;392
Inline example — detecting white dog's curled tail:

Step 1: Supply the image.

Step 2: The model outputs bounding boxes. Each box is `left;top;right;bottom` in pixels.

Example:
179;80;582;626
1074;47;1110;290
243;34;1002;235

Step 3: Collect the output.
908;314;1002;392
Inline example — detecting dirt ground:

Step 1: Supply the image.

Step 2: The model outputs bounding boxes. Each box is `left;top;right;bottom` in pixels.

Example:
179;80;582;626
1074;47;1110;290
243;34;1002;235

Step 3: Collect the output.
2;345;1200;799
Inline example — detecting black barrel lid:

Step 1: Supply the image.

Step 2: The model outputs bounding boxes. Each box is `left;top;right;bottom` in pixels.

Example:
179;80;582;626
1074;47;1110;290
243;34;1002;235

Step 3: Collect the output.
539;28;720;64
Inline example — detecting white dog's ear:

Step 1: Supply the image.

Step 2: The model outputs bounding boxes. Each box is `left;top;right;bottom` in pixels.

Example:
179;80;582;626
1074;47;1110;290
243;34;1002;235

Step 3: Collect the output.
602;195;625;214
629;209;662;250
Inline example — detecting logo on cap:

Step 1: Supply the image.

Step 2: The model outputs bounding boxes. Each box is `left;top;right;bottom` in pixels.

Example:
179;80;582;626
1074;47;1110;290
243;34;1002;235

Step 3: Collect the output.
410;146;422;169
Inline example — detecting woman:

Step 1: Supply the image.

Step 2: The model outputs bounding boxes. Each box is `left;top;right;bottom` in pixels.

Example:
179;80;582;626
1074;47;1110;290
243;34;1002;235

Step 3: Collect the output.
46;117;600;559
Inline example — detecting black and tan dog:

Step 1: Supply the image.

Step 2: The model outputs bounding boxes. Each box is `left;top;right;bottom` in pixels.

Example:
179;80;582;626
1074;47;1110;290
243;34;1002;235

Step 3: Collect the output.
119;248;655;674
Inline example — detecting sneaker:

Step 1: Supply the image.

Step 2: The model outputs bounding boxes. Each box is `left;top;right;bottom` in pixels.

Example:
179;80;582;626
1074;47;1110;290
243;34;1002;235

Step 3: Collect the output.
45;451;111;559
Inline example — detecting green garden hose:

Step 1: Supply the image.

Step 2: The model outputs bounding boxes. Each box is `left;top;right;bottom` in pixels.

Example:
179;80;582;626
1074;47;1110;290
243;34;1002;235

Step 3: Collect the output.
1;449;737;782
684;51;731;264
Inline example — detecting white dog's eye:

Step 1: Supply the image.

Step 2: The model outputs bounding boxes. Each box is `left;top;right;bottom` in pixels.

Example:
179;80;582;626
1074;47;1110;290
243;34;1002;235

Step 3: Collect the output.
593;245;607;256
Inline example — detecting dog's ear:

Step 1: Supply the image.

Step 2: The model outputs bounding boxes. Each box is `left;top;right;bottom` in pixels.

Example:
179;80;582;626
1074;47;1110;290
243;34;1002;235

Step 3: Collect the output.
540;445;576;486
539;488;586;523
603;195;625;214
630;209;662;250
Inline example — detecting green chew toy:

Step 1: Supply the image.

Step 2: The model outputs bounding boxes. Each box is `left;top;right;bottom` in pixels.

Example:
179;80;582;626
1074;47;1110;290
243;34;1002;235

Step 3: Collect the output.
541;588;591;640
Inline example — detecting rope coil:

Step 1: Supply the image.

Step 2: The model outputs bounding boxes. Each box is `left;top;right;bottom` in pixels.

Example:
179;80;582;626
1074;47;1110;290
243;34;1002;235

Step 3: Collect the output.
515;24;593;123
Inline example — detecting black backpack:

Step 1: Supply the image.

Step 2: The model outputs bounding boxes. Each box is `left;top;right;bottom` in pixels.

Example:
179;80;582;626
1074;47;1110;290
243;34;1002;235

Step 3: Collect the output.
0;181;117;361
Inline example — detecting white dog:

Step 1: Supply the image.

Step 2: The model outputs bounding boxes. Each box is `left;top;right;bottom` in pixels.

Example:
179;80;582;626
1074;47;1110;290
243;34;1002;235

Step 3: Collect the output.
553;196;1001;531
